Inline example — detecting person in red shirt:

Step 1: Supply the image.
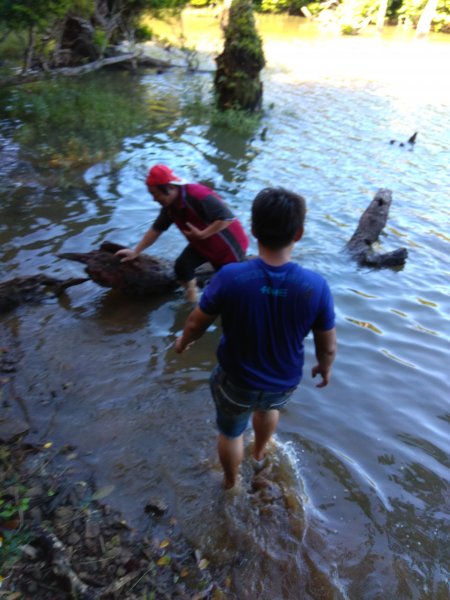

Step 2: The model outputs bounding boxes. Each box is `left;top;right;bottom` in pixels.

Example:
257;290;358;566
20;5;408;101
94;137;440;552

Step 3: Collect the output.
116;164;249;302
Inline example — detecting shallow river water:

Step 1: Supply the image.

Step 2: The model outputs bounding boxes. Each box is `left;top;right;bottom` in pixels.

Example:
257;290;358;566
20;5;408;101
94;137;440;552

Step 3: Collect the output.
1;13;449;600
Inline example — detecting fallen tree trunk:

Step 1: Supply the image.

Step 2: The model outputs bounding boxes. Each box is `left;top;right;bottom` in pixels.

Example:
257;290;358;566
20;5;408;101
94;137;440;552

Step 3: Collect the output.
346;189;408;268
0;52;172;87
0;243;215;313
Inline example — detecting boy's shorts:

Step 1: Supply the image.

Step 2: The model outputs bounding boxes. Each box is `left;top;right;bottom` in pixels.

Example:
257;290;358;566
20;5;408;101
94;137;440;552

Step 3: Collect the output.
209;364;296;438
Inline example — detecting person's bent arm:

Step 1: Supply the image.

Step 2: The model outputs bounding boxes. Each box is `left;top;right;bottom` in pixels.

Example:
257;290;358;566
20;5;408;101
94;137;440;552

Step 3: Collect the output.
183;219;231;241
312;328;337;388
115;228;162;263
175;307;217;353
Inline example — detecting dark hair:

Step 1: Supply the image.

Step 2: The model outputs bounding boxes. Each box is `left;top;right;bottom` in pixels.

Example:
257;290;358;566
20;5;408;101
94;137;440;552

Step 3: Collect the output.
156;184;171;195
251;187;306;249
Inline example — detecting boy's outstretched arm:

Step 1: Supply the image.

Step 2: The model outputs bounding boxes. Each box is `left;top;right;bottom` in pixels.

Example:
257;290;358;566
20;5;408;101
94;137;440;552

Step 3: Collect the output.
175;307;217;353
312;328;337;388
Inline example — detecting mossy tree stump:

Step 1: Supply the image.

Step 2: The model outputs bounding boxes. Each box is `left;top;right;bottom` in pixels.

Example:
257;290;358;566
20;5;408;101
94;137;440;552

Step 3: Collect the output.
214;0;265;112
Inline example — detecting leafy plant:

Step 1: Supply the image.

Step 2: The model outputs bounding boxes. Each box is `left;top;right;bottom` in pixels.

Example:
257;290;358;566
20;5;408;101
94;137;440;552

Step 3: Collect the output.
0;528;31;574
135;23;154;40
211;105;261;135
0;484;32;574
0;495;30;519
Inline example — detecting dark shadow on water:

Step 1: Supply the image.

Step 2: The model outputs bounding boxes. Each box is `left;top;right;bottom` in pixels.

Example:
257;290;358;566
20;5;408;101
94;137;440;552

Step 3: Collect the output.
57;286;180;333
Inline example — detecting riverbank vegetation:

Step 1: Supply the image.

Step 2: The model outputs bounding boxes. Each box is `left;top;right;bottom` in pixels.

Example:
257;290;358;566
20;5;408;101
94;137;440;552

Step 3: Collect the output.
0;75;158;166
0;70;262;167
249;0;450;34
0;0;266;166
1;0;449;80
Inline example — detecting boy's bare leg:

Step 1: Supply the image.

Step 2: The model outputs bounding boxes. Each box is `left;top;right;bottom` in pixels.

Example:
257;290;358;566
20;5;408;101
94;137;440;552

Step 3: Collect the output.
183;278;198;303
217;433;244;489
252;409;280;461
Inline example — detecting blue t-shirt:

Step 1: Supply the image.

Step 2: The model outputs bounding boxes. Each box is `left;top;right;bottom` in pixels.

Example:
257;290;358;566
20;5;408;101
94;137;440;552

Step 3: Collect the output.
200;258;335;391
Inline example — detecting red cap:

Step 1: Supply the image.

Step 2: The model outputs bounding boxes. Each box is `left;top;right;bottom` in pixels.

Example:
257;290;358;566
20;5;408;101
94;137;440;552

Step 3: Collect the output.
146;164;183;187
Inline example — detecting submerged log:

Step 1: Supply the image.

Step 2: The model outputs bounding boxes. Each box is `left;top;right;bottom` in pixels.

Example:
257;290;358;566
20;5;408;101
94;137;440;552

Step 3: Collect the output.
0;243;215;313
58;241;215;295
58;241;177;295
0;275;88;314
347;189;408;268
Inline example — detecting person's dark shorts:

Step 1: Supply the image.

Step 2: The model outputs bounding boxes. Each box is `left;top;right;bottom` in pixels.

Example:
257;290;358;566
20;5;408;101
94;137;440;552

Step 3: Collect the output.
209;365;296;438
175;245;207;282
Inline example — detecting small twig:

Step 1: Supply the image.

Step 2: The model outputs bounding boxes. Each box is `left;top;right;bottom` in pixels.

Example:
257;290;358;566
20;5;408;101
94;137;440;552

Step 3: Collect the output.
129;565;155;591
97;570;141;598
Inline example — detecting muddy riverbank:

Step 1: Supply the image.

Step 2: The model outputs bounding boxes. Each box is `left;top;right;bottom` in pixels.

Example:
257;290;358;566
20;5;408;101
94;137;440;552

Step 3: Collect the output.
0;343;220;600
0;437;220;599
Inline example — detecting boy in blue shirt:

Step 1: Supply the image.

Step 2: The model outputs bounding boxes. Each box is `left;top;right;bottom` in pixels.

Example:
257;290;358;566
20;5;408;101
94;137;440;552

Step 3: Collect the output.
175;187;336;489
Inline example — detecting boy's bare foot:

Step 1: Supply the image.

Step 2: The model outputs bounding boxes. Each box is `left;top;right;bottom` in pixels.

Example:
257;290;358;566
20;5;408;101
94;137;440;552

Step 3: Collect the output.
252;456;269;473
223;474;242;493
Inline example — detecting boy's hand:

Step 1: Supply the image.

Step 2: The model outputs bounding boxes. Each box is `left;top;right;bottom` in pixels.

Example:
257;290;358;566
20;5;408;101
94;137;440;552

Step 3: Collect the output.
311;364;331;388
175;337;185;353
175;337;193;353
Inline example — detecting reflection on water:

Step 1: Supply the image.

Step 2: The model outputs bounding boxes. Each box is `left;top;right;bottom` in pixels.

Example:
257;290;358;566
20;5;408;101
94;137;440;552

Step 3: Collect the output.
1;12;450;599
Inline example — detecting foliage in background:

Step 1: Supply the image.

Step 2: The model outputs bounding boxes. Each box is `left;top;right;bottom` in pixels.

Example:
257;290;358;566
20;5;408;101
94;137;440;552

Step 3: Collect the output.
0;0;75;31
0;0;448;73
255;0;309;15
397;0;450;30
434;0;450;30
188;0;213;6
0;0;190;73
250;0;450;30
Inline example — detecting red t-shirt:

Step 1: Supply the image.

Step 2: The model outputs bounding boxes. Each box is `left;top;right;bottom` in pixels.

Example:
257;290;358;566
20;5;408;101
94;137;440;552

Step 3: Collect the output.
152;183;248;266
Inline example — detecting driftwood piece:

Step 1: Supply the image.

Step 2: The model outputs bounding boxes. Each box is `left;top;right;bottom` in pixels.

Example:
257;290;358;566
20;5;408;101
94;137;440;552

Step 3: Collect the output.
58;241;179;295
346;189;408;268
0;275;88;314
0;52;172;87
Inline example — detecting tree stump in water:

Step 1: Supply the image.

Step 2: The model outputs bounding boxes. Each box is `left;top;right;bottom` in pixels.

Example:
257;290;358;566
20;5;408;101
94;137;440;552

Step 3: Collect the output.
346;189;408;268
214;0;265;111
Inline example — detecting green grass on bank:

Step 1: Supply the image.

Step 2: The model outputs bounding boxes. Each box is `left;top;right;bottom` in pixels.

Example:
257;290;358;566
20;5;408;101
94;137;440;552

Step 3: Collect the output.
0;75;156;166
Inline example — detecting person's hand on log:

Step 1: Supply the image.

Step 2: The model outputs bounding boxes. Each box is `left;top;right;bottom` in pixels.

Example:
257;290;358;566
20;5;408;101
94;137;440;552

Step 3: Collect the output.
115;248;140;263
